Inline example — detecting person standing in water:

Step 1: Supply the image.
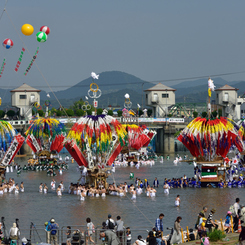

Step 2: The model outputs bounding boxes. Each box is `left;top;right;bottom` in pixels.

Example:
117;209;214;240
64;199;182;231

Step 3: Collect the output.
175;195;180;207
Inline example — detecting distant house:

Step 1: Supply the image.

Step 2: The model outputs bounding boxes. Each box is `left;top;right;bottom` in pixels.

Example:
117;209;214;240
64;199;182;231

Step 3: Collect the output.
11;83;40;120
144;83;176;117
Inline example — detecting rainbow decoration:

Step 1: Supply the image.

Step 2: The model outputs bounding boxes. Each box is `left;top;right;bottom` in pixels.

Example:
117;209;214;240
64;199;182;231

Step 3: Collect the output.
14;47;25;72
0;120;17;151
25;118;66;153
68;115;127;152
177;117;244;160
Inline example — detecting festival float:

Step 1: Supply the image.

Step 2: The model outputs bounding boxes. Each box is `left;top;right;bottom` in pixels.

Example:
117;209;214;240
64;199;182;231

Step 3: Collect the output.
0;121;25;177
65;113;127;187
25;118;66;167
177;78;244;187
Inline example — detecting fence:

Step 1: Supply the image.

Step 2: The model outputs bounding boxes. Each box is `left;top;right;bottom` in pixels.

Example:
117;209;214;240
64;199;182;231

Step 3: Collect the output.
3;217;236;245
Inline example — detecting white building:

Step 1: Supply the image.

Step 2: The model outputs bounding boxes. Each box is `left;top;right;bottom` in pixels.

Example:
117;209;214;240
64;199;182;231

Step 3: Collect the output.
144;83;176;117
215;84;245;120
11;83;40;120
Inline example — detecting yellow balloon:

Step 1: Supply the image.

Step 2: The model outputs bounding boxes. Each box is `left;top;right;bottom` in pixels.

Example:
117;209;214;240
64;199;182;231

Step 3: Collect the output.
21;24;34;36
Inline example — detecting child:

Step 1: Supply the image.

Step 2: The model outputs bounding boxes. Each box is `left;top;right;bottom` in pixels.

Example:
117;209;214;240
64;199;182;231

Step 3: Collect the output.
189;229;195;241
224;211;232;233
200;231;209;245
126;227;131;245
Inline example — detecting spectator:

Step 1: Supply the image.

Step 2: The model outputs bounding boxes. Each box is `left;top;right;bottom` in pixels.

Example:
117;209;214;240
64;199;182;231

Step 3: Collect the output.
66;226;71;245
135;235;146;245
106;214;115;230
115;216;124;244
86;218;95;245
147;231;156;245
233;198;240;232
195;207;208;229
126;227;131;245
100;230;120;245
155;213;164;236
48;218;59;245
0;222;3;245
170;216;182;245
9;223;20;242
205;209;217;232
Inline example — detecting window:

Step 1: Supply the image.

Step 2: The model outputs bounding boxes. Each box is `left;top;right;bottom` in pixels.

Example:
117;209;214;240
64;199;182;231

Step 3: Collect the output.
19;95;26;99
162;93;169;98
146;94;148;99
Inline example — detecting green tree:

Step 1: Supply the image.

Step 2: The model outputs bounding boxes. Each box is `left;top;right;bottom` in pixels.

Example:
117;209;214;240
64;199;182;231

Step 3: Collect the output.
0;110;5;118
7;110;15;118
56;110;62;117
66;109;74;117
193;111;198;118
147;109;152;117
108;110;114;116
211;110;218;118
168;114;172;117
38;109;44;117
218;108;222;117
87;109;92;115
117;110;122;117
50;108;57;116
201;111;207;118
76;109;85;117
139;110;143;116
96;108;103;115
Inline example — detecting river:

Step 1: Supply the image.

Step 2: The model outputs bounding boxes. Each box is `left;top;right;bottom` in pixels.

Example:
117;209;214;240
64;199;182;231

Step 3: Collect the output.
0;152;244;242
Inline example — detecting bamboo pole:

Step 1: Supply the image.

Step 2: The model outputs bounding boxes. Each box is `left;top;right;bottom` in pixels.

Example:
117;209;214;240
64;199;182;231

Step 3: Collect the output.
181;228;184;243
220;219;224;232
186;226;190;242
231;216;234;233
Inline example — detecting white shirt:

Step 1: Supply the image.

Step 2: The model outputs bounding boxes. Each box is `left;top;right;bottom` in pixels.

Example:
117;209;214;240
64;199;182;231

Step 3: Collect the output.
234;202;240;215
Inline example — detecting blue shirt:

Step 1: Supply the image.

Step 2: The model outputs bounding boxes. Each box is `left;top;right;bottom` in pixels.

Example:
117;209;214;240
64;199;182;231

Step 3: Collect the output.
155;218;163;232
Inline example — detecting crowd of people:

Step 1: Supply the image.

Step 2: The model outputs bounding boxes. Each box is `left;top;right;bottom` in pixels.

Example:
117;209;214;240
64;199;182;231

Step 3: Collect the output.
0;178;24;195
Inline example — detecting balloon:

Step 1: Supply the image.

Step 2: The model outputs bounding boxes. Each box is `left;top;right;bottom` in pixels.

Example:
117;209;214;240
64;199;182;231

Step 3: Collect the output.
2;39;13;49
40;26;50;35
36;31;47;43
21;24;34;36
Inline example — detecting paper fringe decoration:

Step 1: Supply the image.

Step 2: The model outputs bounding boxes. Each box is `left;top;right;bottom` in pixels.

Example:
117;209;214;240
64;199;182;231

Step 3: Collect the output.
0;58;6;79
14;47;25;72
24;47;39;76
177;117;244;160
0;120;17;151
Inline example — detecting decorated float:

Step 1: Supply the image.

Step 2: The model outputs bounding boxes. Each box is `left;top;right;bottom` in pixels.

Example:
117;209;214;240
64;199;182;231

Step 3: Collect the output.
25;118;66;162
177;78;244;187
65;114;127;187
0;121;25;178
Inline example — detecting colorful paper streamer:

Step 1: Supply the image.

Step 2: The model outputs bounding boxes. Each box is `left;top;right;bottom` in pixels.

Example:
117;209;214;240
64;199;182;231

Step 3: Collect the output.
24;47;39;76
14;47;25;72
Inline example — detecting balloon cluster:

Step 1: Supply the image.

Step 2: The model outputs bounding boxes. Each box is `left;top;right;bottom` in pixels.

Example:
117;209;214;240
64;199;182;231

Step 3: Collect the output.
14;48;25;72
24;47;39;76
0;58;6;78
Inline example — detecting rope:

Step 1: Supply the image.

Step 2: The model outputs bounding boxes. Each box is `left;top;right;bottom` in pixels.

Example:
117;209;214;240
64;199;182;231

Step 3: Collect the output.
0;0;8;22
4;9;68;117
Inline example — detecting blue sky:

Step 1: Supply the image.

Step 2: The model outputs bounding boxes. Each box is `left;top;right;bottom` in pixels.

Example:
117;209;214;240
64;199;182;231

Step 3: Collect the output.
0;0;245;92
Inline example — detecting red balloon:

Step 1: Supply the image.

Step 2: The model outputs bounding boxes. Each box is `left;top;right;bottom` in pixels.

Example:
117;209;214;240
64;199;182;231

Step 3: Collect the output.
40;26;50;35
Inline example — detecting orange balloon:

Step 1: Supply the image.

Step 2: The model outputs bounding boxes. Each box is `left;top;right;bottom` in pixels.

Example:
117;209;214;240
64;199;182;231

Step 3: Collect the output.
21;24;34;36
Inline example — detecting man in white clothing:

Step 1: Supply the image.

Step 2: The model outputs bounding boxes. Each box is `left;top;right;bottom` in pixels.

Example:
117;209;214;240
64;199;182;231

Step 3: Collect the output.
234;197;240;232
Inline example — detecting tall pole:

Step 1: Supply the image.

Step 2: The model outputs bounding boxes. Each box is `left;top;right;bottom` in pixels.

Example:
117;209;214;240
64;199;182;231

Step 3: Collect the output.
141;83;145;109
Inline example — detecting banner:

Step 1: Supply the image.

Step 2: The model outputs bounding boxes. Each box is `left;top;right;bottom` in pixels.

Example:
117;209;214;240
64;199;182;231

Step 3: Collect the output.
1;134;25;166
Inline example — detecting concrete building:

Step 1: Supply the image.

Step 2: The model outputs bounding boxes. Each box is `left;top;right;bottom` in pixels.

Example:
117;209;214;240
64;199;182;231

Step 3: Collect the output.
11;83;40;120
144;83;176;117
215;84;245;120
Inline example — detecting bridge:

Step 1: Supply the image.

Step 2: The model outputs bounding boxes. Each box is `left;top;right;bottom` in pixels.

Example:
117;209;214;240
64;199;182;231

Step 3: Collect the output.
8;117;191;154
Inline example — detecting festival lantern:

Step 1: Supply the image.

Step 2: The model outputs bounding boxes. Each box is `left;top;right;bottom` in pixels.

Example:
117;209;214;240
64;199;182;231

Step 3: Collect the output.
25;118;66;153
2;39;13;49
36;31;47;43
40;26;50;35
21;24;34;36
65;115;127;168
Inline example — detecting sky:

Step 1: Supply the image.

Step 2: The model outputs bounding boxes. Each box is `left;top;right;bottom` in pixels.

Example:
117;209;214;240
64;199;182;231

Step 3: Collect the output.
0;0;245;92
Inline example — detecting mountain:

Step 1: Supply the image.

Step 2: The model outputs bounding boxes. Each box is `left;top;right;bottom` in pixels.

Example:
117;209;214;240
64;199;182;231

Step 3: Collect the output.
51;71;153;100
